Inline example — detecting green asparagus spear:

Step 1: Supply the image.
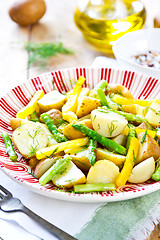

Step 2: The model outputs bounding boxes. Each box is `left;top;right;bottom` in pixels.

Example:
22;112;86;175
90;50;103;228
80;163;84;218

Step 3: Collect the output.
100;106;149;125
74;183;116;193
126;126;136;152
88;138;96;166
90;80;108;98
152;158;160;181
2;132;17;161
72;124;126;155
39;155;72;185
97;88;150;125
94;80;108;91
97;88;110;107
41;113;68;143
29;111;40;122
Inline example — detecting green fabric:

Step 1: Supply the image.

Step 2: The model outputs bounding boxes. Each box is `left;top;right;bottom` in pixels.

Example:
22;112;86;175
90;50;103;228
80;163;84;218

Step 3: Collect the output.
76;190;160;240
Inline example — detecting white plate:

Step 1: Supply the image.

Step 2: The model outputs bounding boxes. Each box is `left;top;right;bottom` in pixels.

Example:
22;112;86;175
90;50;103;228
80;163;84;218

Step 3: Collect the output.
1;67;160;202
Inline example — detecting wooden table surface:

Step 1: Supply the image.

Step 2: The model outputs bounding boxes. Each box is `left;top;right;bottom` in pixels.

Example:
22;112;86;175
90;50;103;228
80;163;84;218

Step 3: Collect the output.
1;0;160;239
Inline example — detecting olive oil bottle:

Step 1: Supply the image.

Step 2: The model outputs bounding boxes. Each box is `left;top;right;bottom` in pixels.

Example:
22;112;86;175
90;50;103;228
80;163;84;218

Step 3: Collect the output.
74;0;146;54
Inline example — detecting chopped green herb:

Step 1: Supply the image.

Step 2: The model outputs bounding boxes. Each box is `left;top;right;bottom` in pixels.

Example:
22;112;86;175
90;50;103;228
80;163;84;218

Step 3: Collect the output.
108;120;118;136
49;147;59;158
133;150;137;164
141;130;147;144
28;143;39;158
27;172;38;179
27;126;41;144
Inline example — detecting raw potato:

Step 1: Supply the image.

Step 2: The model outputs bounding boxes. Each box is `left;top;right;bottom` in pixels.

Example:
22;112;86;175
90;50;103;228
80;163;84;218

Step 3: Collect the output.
37;90;67;112
91;109;128;138
137;132;160;162
35;158;57;178
87;160;120;184
128;157;155;183
12;122;48;158
52;161;86;188
145;102;160;127
9;0;46;26
76;96;100;118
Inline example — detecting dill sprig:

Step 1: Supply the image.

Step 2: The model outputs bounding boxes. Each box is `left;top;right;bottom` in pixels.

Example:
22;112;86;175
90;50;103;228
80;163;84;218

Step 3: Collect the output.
25;41;74;66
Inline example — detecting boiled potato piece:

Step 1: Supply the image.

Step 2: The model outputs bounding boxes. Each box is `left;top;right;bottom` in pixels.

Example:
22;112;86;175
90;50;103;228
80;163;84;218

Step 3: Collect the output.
136;122;148;130
63;119;93;140
112;134;127;147
145;102;160;127
78;88;90;104
121;105;137;115
10;118;29;130
87;160;120;184
79;114;91;121
91;109;128;138
12;122;48;158
52;161;86;188
128;157;155;183
96;148;125;166
9;0;46;26
37;90;67;112
70;149;91;171
40;109;62;126
137;132;160;162
107;84;134;99
35;158;57;178
35;122;57;146
76;96;100;118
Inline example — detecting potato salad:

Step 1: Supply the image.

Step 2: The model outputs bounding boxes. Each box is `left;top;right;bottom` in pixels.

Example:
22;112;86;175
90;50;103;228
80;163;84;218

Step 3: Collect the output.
3;76;160;193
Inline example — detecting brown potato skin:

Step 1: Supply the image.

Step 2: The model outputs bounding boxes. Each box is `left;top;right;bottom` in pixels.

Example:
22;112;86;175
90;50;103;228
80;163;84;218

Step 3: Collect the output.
9;0;46;26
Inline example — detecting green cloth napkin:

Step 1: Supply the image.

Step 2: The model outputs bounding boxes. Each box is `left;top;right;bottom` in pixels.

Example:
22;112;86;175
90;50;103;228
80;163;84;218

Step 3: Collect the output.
76;190;160;240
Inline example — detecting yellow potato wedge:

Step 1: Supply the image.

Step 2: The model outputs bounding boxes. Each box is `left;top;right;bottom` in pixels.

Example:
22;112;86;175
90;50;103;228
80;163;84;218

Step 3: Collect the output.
37;90;67;112
63;119;93;140
70;149;91;171
137;132;160;162
52;161;86;188
12;122;48;158
96;148;126;166
128;157;155;184
145;102;160;127
76;96;100;118
87;160;120;184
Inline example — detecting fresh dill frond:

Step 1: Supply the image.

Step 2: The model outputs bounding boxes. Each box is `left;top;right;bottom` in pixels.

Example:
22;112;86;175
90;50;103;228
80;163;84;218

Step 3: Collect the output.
141;130;147;144
27;172;38;179
108;120;118;136
28;143;39;158
27;126;41;144
25;41;74;66
49;147;59;158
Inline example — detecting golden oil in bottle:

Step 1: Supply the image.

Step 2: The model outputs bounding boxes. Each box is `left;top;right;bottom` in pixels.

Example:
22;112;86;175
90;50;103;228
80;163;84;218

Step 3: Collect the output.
74;0;146;54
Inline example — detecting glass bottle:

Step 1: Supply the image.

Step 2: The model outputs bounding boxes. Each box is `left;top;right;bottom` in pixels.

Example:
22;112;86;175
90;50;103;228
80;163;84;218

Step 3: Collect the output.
74;0;146;54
